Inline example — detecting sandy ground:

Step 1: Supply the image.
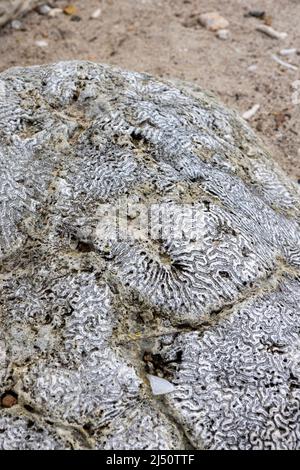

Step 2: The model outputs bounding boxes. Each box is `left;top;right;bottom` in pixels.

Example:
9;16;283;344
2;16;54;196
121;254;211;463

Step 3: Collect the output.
0;0;299;181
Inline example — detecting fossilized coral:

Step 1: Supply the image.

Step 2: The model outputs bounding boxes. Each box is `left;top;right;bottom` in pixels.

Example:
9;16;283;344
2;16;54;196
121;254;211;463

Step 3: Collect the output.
0;61;300;449
0;0;41;26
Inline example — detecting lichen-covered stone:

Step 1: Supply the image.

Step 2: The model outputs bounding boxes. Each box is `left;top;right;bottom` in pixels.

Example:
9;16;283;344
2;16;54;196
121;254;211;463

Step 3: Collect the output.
0;61;300;449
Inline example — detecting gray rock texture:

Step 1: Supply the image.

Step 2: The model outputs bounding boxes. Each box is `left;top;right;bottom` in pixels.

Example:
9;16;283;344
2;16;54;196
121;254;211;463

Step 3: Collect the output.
0;61;300;449
0;0;40;26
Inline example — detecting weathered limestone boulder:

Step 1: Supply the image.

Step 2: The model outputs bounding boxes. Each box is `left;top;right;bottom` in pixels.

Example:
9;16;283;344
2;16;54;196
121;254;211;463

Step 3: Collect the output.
0;0;40;26
0;61;300;450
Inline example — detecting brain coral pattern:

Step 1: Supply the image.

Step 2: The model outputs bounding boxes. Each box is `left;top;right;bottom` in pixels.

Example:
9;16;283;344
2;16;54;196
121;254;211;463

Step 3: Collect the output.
0;61;300;449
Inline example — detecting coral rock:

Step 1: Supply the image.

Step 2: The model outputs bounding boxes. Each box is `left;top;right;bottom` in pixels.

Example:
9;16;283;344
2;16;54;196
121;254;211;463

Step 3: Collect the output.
0;61;300;449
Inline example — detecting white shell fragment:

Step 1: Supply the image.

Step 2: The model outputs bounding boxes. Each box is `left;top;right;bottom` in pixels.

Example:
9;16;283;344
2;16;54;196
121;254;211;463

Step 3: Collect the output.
242;104;260;120
256;24;288;40
0;0;41;26
216;29;230;40
148;375;175;395
91;8;101;19
34;39;48;48
271;54;298;71
0;61;300;450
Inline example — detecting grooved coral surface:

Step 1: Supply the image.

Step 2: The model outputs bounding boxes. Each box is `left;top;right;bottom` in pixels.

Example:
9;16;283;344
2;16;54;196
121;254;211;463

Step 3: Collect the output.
0;61;300;449
0;0;40;27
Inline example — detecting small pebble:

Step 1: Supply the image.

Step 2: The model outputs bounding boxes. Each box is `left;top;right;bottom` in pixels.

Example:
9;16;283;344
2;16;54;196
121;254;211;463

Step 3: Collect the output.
263;16;273;26
11;20;22;30
199;12;229;31
256;24;287;40
271;54;298;71
216;29;230;40
35;40;49;48
1;393;18;408
245;10;265;19
91;8;101;19
248;64;258;72
37;4;51;15
63;5;77;16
